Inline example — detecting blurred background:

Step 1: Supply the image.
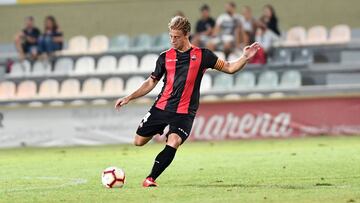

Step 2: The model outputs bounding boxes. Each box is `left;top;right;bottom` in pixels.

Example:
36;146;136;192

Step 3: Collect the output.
0;0;359;147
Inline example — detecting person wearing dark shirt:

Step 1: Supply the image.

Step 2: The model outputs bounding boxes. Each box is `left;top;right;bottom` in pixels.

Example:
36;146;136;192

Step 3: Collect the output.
38;15;63;57
115;16;260;187
192;4;215;47
14;16;41;60
261;4;281;36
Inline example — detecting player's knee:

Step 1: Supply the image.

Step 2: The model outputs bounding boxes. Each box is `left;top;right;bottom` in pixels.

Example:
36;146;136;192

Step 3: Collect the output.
167;134;182;149
133;139;145;146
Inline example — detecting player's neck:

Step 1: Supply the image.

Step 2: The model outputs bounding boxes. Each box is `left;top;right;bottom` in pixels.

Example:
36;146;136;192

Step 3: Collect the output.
176;42;192;53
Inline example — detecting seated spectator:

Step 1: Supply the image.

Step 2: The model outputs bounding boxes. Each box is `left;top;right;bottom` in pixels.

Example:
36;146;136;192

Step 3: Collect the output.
255;21;280;53
14;16;41;60
192;4;215;47
38;15;63;58
261;4;281;36
209;2;244;56
240;6;257;46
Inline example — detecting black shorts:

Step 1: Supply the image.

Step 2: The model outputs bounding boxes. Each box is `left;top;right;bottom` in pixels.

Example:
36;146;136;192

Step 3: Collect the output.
136;107;195;144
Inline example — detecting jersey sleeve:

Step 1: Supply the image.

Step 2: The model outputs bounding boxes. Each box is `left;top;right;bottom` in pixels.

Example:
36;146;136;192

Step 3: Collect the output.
202;48;225;71
150;53;166;81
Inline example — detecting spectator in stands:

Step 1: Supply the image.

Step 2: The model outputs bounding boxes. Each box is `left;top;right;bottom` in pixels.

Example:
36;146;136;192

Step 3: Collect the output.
209;2;244;56
260;4;280;36
255;20;280;53
14;16;41;61
192;4;215;47
240;6;257;46
37;15;63;58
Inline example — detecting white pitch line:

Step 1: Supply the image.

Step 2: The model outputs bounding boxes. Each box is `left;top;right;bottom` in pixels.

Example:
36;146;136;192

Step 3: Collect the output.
0;176;88;193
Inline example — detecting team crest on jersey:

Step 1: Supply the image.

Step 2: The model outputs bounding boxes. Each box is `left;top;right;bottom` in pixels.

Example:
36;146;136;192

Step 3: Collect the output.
191;55;197;60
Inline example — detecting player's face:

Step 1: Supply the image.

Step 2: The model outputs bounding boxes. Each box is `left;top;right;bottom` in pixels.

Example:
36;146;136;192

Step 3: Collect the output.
169;29;188;50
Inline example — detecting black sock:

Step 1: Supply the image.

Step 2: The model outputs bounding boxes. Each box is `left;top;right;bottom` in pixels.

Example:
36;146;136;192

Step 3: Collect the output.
148;145;177;180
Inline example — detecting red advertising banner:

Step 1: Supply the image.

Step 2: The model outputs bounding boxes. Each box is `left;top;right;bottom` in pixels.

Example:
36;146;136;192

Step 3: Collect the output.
184;96;360;141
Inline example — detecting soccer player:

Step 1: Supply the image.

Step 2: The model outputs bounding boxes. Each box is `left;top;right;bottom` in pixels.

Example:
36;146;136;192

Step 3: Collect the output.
115;16;260;187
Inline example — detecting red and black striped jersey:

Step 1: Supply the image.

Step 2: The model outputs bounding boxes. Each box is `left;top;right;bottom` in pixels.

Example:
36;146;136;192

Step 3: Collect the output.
150;46;224;115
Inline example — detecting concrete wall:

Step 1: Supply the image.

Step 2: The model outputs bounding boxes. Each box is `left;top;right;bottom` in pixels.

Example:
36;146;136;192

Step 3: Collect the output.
0;0;359;43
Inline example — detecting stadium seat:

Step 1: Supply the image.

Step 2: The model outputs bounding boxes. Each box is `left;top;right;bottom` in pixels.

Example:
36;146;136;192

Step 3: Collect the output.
340;51;360;65
73;56;95;75
223;93;241;100
283;26;306;46
201;95;219;102
268;92;285;98
88;35;109;53
82;78;103;97
214;51;226;60
280;70;302;88
246;93;265;99
130;34;153;52
59;79;81;98
96;55;117;74
152;32;170;51
16;80;37;99
267;49;291;66
213;74;233;90
200;73;212;93
292;48;313;65
257;71;279;89
103;77;124;96
54;57;74;75
32;60;51;76
109;34;130;52
118;54;138;72
0;43;17;58
139;54;158;72
9;60;31;77
0;65;5;76
328;24;351;44
0;81;16;100
125;76;145;93
235;72;256;90
62;35;88;55
326;73;360;86
38;79;60;98
306;25;327;45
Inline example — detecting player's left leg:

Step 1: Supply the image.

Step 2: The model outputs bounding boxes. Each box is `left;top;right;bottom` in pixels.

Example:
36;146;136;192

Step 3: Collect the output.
143;133;182;187
143;114;194;187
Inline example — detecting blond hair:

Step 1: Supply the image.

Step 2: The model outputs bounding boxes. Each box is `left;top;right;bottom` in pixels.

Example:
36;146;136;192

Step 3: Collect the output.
168;16;191;35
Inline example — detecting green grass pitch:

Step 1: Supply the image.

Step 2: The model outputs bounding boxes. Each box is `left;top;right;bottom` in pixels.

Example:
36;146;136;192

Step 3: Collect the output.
0;136;359;203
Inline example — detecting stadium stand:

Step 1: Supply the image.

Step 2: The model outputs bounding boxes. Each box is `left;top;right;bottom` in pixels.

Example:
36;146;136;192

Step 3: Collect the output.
0;16;359;106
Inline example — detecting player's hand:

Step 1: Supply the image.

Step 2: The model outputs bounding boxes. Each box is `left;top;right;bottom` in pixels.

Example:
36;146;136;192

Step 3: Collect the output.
115;96;130;110
243;42;261;61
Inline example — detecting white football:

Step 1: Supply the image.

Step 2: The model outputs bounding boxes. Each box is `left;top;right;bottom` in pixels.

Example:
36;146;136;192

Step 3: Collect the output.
101;166;126;188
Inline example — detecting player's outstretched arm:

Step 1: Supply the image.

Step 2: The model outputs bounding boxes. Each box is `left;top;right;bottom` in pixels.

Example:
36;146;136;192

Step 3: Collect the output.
219;42;260;74
115;77;158;110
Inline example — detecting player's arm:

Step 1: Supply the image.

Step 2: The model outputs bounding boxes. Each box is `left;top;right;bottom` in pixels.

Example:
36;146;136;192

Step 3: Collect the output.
115;77;158;110
115;53;165;110
217;42;260;74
